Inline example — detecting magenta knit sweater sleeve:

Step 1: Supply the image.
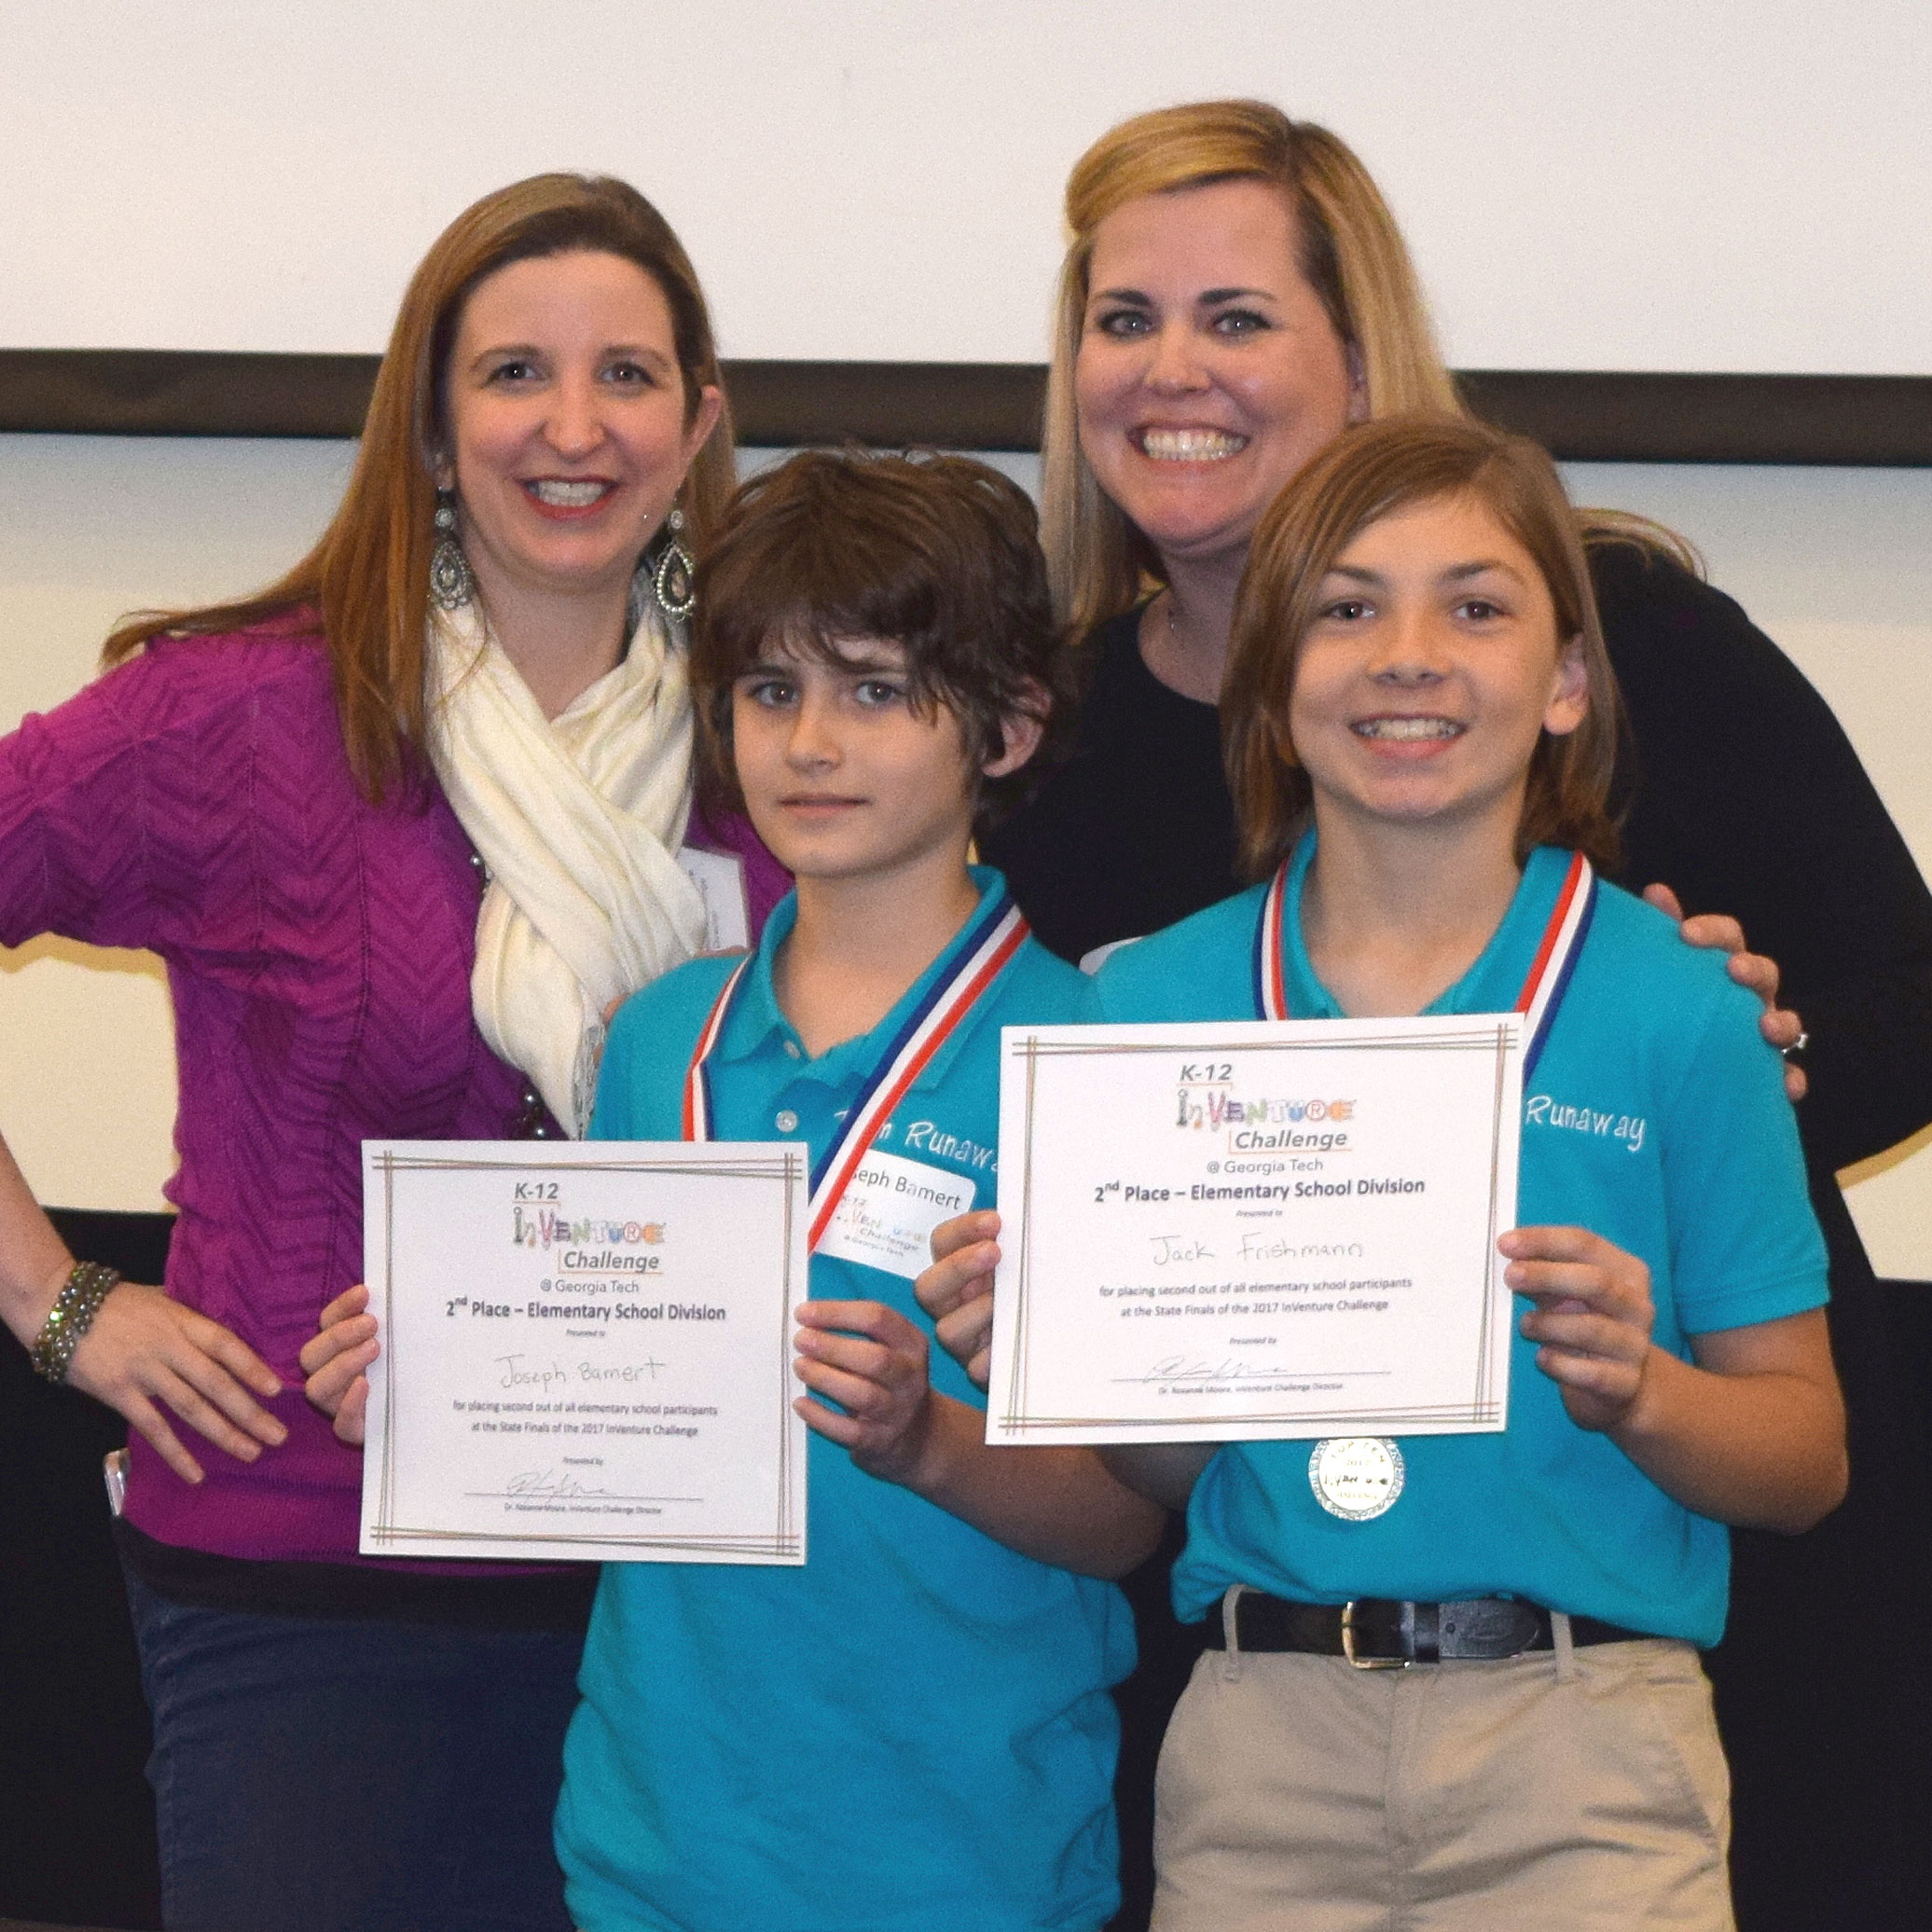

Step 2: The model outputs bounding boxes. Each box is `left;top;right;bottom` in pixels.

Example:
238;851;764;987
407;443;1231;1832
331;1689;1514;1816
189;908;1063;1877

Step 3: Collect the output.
3;626;536;1563
0;635;270;952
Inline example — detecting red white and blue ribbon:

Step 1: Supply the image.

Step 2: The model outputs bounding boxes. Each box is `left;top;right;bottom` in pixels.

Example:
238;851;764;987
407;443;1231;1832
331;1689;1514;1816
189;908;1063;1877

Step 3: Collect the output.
1511;851;1597;1077
1253;850;1596;1078
1252;862;1293;1025
683;889;1030;1251
680;955;752;1143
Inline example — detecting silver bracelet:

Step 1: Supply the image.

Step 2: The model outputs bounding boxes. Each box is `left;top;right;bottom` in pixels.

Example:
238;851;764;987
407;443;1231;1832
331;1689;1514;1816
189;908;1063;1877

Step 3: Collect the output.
30;1261;122;1385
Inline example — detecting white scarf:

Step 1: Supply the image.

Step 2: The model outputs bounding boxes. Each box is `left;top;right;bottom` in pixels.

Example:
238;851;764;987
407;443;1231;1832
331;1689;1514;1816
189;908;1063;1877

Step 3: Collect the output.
427;595;707;1136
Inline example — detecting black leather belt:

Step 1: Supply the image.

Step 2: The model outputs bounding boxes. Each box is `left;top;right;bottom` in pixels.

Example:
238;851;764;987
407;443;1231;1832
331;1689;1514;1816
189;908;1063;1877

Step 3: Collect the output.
1204;1591;1651;1666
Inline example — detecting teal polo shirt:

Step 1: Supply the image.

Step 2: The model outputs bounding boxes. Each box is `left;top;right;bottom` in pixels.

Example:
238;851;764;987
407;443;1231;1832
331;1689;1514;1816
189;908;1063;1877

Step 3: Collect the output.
558;871;1132;1932
1093;840;1827;1646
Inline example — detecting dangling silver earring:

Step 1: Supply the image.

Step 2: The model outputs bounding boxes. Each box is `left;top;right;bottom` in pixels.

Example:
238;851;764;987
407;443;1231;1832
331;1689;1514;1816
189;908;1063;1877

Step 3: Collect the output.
652;505;696;622
429;489;475;612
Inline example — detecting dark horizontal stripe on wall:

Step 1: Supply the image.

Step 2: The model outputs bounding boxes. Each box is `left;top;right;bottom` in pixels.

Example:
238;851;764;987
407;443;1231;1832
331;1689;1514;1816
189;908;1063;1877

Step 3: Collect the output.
0;350;1928;464
728;360;1049;452
0;350;384;439
1456;370;1932;467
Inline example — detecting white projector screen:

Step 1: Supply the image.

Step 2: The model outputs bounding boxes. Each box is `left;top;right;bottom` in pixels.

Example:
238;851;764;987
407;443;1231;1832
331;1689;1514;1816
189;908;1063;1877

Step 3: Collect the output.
5;0;1929;374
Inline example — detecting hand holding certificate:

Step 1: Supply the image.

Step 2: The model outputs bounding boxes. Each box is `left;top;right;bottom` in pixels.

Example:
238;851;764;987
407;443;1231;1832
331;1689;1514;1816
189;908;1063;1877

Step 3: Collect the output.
985;1016;1522;1446
360;1141;808;1563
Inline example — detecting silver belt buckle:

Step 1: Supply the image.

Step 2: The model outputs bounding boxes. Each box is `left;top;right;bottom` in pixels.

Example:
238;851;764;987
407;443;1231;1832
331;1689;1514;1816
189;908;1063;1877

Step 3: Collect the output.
1340;1599;1408;1669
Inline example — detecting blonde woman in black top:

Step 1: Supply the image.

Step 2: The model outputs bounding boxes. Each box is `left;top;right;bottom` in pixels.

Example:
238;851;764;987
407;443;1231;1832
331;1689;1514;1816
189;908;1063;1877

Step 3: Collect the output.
981;99;1932;1932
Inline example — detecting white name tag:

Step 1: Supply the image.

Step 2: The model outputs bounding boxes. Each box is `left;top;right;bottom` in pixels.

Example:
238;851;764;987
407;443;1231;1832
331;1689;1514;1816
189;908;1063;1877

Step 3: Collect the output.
814;1150;976;1280
677;846;752;953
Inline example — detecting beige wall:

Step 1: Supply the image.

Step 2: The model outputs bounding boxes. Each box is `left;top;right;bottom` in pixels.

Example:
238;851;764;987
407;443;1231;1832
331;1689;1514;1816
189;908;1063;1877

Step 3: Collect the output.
0;435;353;1214
1559;462;1932;1279
3;436;1929;1277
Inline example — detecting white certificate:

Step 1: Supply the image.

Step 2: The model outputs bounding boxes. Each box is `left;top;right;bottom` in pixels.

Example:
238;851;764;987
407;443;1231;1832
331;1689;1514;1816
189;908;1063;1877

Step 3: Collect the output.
360;1141;808;1564
986;1016;1521;1446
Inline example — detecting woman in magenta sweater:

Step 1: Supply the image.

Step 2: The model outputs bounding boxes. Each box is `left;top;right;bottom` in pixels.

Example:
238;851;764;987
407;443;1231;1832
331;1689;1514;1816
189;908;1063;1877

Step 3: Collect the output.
0;174;780;1931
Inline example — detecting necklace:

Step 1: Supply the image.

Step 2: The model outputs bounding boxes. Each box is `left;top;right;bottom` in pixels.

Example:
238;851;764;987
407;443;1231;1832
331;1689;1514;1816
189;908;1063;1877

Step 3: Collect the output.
1152;588;1225;702
1160;587;1189;657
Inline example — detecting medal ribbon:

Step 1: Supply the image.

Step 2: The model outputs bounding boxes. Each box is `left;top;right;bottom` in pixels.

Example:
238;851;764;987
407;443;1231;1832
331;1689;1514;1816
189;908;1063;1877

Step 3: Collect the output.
1253;849;1596;1076
1512;851;1597;1077
1252;862;1292;1023
680;956;752;1143
683;890;1030;1251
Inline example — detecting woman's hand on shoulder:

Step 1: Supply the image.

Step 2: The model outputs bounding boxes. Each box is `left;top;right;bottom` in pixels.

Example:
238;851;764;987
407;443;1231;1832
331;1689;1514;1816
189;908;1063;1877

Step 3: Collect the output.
66;1280;288;1484
297;1283;379;1446
913;1210;1001;1389
1643;882;1807;1100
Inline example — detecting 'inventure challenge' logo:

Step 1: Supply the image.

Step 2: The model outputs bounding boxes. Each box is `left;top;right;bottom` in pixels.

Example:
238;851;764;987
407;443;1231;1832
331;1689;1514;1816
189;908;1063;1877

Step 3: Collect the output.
1174;1068;1355;1152
512;1207;665;1250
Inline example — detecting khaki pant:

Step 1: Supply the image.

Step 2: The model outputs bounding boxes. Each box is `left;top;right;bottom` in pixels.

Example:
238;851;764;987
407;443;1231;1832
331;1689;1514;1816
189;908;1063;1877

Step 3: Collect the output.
1152;1609;1732;1931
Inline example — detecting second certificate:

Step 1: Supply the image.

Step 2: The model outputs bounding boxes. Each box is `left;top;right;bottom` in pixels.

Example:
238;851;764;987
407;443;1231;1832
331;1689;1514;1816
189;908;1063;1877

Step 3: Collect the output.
987;1017;1522;1446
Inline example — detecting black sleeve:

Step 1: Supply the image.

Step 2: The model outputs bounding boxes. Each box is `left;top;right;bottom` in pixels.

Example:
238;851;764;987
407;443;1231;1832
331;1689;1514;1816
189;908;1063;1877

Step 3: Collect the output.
1595;542;1932;1176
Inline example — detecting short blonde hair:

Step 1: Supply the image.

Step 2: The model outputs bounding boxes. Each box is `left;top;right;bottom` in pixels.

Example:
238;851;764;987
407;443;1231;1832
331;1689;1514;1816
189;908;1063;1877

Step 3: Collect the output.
1042;101;1463;641
1222;416;1623;882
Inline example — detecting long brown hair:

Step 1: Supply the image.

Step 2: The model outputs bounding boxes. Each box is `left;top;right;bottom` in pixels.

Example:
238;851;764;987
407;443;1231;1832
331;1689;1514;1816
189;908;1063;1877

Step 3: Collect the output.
104;174;736;800
1222;417;1623;881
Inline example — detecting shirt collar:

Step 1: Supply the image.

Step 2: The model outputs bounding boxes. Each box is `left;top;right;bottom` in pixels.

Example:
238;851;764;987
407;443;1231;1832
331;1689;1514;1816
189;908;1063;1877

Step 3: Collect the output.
1277;834;1576;1020
712;865;1016;1088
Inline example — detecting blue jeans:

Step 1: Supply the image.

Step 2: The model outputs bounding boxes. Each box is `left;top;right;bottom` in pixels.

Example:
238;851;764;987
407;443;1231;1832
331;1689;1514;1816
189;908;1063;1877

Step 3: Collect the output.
123;1568;583;1932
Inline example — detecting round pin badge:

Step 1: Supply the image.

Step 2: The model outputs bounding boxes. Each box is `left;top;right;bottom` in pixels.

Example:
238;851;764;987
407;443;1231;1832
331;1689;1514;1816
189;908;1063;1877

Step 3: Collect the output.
1308;1437;1405;1521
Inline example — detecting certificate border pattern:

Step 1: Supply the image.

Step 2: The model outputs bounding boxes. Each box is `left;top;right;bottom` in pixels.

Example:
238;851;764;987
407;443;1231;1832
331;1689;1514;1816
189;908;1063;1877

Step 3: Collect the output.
367;1148;805;1559
998;1029;1515;1436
